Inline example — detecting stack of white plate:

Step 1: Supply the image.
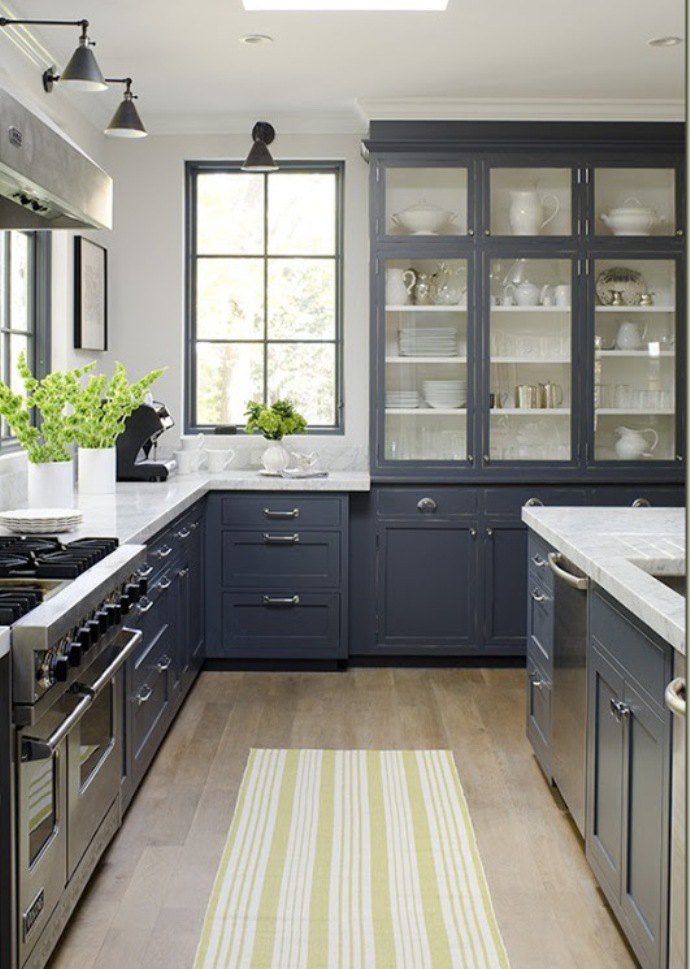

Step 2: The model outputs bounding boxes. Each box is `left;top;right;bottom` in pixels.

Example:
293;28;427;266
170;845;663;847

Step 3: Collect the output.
399;328;458;357
0;508;84;534
386;390;420;409
423;380;467;409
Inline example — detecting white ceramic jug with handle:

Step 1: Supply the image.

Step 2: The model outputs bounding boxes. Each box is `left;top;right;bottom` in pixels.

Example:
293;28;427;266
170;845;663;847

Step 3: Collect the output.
386;268;411;306
615;320;648;350
509;189;560;235
614;426;659;460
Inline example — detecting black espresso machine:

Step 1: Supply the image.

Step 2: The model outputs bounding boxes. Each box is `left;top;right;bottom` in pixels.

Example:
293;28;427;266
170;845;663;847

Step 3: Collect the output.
116;400;175;481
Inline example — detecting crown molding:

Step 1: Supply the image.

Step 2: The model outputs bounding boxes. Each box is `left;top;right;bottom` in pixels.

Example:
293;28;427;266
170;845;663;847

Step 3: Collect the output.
356;97;685;123
144;108;368;136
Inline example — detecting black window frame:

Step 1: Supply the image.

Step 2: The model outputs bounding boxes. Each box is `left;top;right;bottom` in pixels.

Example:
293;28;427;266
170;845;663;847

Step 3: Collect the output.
185;159;345;434
0;230;51;449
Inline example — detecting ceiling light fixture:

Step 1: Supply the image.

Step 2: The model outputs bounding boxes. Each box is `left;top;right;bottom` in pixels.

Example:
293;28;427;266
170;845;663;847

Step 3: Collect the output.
104;78;147;138
242;0;447;8
240;33;274;44
0;18;107;92
241;122;278;173
648;35;683;47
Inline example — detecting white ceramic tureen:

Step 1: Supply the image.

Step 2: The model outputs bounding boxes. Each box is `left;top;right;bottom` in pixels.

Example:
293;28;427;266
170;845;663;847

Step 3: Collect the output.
600;197;665;236
391;200;457;235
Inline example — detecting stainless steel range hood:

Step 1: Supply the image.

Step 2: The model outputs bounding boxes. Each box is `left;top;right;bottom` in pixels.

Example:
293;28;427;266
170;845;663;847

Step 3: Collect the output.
0;86;112;230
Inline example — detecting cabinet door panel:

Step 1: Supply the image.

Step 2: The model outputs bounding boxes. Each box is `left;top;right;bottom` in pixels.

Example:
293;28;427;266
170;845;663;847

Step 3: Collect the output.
526;649;551;779
483;525;527;651
378;524;475;650
221;530;340;588
587;643;625;902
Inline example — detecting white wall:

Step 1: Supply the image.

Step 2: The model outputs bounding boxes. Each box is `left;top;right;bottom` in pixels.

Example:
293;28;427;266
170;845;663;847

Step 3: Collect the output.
103;132;370;459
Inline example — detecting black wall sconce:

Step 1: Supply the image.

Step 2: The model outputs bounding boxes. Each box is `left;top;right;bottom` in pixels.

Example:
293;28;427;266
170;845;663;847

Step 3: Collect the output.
241;122;278;172
0;17;106;92
104;78;147;138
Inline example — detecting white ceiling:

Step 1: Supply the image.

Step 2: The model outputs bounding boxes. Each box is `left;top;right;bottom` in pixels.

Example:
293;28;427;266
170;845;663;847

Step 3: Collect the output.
3;0;686;133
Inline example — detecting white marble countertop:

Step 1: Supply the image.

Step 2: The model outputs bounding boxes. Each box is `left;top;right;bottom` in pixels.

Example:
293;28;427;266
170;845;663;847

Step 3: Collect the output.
523;506;686;653
26;470;370;546
0;627;9;660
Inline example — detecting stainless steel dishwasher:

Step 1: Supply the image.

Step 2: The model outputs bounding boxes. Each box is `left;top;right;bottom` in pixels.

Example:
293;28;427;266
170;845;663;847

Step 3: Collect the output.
548;551;589;836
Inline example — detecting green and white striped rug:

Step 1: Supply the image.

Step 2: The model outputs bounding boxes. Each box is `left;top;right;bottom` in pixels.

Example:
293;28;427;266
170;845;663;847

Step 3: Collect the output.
195;749;510;969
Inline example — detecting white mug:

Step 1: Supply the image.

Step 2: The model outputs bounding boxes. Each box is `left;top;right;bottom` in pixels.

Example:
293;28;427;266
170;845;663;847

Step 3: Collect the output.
180;433;204;451
174;449;208;474
554;284;571;307
207;449;235;473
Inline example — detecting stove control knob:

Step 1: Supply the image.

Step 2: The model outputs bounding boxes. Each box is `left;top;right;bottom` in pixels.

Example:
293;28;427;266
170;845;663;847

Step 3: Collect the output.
125;582;142;604
51;655;69;682
105;602;122;625
119;592;132;613
86;619;101;644
95;610;109;633
138;576;149;596
66;643;83;667
76;626;92;650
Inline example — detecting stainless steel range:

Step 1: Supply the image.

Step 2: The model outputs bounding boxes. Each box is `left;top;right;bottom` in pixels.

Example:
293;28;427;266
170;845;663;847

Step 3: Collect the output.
2;537;149;969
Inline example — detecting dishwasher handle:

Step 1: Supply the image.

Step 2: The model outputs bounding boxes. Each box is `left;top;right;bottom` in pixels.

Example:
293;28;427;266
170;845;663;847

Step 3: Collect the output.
547;552;589;591
665;677;686;717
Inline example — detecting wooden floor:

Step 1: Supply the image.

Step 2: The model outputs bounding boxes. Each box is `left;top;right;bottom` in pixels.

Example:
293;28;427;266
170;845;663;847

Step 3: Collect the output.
47;668;637;969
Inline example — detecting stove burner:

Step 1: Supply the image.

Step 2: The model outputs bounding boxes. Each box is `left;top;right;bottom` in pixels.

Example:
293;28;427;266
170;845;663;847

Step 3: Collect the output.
0;537;119;580
0;585;44;622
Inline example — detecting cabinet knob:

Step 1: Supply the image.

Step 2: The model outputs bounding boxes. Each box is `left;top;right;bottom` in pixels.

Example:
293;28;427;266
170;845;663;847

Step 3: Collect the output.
484;229;491;236
470;528;477;538
676;228;684;237
609;698;631;721
483;454;490;464
417;497;438;513
524;497;544;507
486;527;493;537
467;228;475;236
631;498;650;508
467;454;474;464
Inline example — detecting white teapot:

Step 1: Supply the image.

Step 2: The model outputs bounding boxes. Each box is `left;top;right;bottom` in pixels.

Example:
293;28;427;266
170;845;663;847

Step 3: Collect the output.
614;426;659;460
504;279;550;307
615;320;648;350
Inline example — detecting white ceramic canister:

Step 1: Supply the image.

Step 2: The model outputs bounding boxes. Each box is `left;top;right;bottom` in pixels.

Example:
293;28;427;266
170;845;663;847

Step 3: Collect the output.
78;447;116;495
27;459;74;508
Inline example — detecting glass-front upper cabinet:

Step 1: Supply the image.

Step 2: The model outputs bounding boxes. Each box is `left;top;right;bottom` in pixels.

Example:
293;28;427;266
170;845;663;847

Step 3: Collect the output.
383;165;470;237
488;167;573;237
382;256;470;462
593;167;678;238
592;258;678;462
487;256;574;463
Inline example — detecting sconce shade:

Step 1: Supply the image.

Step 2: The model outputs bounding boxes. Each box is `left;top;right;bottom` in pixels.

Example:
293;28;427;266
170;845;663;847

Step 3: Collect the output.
241;123;278;172
60;41;107;91
105;95;147;138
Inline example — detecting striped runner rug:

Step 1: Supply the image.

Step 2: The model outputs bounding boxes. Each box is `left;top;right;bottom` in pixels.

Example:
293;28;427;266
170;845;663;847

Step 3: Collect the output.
194;749;510;969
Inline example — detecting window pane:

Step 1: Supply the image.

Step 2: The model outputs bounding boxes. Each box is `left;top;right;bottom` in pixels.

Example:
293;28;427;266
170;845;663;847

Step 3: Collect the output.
196;342;264;425
267;343;336;425
267;259;335;339
10;232;30;329
196;259;264;340
196;173;264;255
9;335;28;393
268;173;336;255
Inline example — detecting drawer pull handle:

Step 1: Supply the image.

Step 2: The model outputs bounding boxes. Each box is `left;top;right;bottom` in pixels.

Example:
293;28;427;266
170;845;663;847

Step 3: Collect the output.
530;589;548;603
609;698;631;721
531;555;547;567
176;528;191;539
155;546;172;559
178;567;189;578
263;595;300;607
263;533;300;545
138;565;153;578
155;655;172;674
264;508;299;520
631;498;651;508
547;552;588;591
137;596;154;614
158;576;172;590
524;497;544;508
530;675;546;691
417;497;438;513
136;685;153;706
665;677;686;717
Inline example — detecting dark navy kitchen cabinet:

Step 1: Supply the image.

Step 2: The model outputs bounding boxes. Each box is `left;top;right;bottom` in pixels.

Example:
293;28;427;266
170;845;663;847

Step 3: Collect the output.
587;589;673;969
481;523;527;650
205;493;349;660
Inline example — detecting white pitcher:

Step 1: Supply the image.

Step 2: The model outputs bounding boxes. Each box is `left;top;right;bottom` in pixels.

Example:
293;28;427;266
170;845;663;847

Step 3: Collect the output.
615;320;648;350
509;188;560;235
385;268;411;306
614;426;658;460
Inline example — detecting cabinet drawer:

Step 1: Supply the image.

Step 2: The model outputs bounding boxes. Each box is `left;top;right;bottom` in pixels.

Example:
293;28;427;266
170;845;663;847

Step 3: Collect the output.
130;659;171;784
220;495;343;528
131;616;173;694
528;580;554;666
588;486;684;508
221;530;341;588
484;487;587;519
590;590;671;709
528;533;554;594
526;650;552;780
376;486;477;519
221;592;341;658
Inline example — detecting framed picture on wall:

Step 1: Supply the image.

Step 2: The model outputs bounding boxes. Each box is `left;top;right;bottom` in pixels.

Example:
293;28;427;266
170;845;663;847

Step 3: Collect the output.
74;236;108;351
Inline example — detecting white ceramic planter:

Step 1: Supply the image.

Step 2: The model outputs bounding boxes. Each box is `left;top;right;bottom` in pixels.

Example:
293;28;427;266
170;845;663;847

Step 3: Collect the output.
78;447;116;495
27;460;74;509
262;440;290;474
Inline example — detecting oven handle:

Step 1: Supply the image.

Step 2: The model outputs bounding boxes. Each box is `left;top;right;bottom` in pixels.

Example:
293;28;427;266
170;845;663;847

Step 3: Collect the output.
20;627;143;763
547;552;589;591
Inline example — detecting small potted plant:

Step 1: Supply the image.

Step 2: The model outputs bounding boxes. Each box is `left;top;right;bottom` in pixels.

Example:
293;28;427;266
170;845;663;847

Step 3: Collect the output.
244;399;307;473
0;353;93;508
71;363;164;494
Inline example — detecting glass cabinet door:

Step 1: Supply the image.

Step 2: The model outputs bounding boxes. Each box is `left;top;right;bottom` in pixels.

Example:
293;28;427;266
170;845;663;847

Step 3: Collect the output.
488;257;573;462
384;166;469;236
594;168;677;237
593;258;677;462
489;167;572;236
383;257;470;462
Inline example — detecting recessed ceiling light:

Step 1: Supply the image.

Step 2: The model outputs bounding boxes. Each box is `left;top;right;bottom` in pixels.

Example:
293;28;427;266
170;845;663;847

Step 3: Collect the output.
240;33;274;44
648;35;683;47
242;0;447;9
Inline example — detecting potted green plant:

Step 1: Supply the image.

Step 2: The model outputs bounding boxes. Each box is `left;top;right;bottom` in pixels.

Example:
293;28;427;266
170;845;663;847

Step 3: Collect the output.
71;363;164;494
244;399;307;473
0;353;93;508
